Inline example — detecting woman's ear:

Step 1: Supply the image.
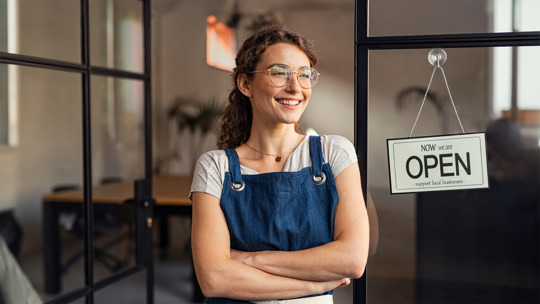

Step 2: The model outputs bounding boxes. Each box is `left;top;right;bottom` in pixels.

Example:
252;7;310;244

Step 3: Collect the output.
237;73;252;98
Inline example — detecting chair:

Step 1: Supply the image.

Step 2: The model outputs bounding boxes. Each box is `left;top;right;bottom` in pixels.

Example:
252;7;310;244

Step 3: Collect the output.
0;209;23;259
53;182;129;273
0;212;41;304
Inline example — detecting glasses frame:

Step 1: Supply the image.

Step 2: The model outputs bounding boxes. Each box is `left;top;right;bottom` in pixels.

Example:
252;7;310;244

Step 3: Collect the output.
249;65;320;89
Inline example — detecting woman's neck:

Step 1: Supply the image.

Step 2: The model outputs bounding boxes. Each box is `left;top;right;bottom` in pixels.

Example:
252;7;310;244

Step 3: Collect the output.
246;124;300;155
237;124;304;173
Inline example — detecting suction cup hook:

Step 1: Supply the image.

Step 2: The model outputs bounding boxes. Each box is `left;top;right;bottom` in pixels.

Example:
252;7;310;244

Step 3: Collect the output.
428;48;447;67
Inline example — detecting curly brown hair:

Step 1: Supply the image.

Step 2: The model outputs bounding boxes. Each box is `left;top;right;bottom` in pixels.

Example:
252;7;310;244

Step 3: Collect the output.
217;25;319;149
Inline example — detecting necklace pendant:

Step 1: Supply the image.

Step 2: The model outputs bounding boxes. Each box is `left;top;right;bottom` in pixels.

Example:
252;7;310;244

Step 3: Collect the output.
275;155;282;162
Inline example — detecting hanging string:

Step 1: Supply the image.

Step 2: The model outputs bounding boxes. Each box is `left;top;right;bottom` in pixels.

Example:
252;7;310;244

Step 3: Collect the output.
409;55;466;137
409;67;437;138
440;67;465;134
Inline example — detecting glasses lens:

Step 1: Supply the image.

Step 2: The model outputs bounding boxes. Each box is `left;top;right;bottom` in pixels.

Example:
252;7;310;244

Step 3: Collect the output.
299;67;318;88
268;65;290;87
267;66;318;88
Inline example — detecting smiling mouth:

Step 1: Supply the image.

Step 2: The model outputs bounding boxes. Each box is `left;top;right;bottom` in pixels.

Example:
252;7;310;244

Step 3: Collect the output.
276;99;300;106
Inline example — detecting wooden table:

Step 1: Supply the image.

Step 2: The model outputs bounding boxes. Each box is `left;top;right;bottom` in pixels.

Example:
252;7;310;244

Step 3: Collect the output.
42;176;200;300
42;175;192;205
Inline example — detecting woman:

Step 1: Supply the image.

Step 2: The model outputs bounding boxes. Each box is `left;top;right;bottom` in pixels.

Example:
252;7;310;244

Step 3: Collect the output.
190;25;370;303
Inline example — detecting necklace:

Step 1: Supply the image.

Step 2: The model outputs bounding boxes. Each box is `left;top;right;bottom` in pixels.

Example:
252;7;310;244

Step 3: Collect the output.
245;134;302;162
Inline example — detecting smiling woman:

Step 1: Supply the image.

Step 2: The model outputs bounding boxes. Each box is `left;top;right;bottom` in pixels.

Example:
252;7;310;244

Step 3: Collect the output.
190;25;369;304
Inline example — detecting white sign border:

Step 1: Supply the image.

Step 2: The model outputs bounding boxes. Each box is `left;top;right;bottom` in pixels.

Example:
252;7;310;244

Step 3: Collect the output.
387;132;490;195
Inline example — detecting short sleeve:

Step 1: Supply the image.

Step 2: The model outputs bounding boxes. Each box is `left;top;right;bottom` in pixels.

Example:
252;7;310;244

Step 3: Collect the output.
189;150;228;200
322;135;358;178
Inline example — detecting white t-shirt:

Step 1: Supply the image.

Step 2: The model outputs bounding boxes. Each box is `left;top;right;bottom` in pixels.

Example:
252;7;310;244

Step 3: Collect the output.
190;135;358;200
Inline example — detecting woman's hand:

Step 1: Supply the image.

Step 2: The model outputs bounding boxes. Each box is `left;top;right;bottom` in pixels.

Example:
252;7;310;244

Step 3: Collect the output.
338;278;351;288
314;278;351;293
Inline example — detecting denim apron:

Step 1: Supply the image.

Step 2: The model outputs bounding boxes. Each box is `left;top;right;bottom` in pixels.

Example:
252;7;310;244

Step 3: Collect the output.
205;136;339;304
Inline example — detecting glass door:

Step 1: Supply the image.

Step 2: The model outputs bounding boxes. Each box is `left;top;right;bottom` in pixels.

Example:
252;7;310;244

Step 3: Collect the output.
0;0;153;303
356;1;540;303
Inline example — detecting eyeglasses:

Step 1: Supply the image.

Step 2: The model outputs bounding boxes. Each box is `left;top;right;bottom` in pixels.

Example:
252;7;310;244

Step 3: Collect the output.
250;65;320;89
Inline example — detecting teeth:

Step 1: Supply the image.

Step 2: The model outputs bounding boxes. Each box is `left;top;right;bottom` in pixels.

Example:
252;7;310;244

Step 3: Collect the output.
277;99;300;106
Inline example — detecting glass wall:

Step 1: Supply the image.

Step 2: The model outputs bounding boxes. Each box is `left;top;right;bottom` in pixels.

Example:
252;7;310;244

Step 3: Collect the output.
0;0;149;303
90;75;144;288
363;0;540;302
1;64;86;300
366;45;540;303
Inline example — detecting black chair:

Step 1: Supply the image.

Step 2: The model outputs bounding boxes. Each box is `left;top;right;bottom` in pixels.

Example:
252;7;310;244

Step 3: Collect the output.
0;209;23;259
53;183;129;273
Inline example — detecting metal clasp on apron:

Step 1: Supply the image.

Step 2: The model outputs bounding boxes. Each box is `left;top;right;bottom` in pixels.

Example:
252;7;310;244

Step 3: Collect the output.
311;172;327;185
230;180;245;191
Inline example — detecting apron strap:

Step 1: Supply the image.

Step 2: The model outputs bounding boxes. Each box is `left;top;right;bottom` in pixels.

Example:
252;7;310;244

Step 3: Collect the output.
225;148;243;185
309;136;324;177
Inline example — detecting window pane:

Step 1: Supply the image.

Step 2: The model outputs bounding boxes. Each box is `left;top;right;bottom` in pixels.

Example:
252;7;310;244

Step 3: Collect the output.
0;65;85;301
90;0;144;73
368;0;540;37
15;0;80;62
90;75;144;282
367;47;540;303
91;75;145;183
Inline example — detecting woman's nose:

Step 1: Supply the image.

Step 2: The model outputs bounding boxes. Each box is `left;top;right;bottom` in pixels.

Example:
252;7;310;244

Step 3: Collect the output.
285;72;302;92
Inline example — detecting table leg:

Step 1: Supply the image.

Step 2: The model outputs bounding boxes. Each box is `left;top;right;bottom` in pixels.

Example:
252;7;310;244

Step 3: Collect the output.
43;202;61;293
158;214;169;260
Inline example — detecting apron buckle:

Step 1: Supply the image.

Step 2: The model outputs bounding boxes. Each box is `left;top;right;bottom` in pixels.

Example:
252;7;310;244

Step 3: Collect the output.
311;172;327;185
230;180;245;191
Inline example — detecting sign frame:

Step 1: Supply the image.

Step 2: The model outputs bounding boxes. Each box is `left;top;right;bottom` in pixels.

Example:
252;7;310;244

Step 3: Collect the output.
387;132;490;194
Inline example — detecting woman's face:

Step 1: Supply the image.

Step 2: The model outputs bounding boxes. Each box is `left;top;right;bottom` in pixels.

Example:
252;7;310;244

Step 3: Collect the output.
239;43;313;128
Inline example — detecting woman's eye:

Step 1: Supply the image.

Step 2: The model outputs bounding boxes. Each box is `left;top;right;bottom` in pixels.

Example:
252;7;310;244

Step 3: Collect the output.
272;71;288;77
270;66;289;76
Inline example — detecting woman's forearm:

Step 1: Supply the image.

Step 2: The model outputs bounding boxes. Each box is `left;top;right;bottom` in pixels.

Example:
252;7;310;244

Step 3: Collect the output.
196;255;349;300
231;237;368;282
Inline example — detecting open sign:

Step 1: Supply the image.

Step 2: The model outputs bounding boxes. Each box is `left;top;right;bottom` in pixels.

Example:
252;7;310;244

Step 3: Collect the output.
387;133;489;194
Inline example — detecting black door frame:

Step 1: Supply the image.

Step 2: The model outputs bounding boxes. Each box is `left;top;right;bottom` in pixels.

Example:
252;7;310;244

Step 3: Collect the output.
0;0;154;303
353;0;540;303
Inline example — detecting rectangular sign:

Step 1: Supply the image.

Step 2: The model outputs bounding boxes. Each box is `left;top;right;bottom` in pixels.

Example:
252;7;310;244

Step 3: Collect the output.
387;133;489;194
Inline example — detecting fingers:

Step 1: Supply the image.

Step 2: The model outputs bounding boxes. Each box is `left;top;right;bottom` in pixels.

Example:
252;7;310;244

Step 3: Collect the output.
339;278;351;288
